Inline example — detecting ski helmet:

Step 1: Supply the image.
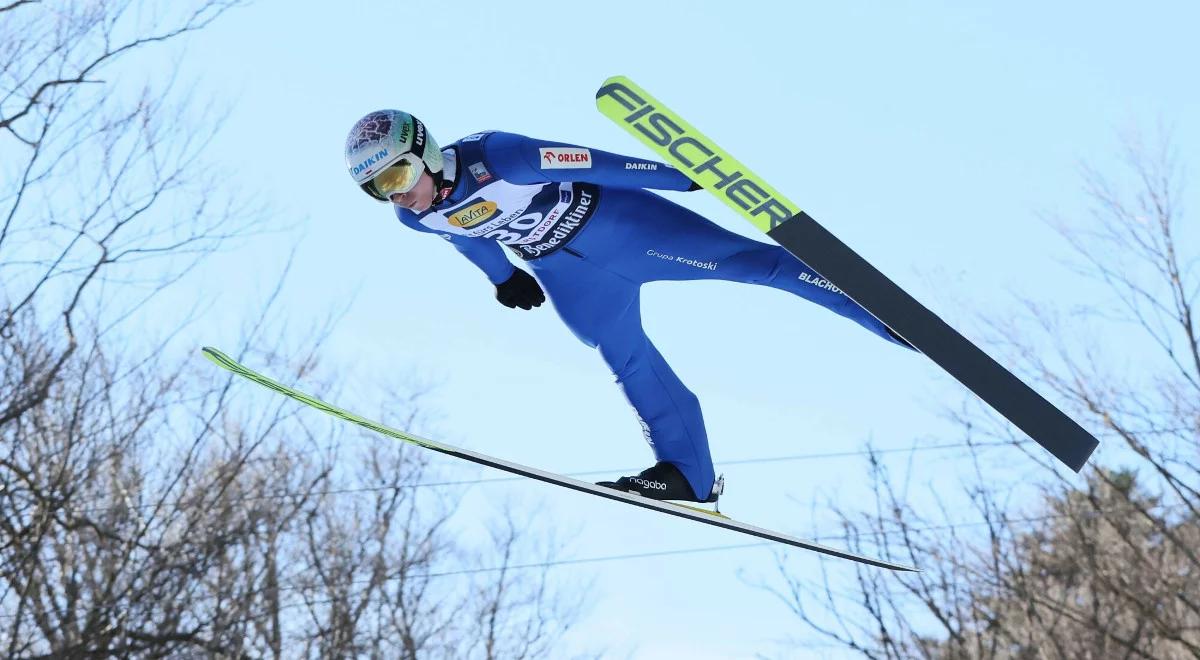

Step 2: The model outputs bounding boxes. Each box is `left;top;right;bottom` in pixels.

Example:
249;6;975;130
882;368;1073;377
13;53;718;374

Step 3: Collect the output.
345;110;444;202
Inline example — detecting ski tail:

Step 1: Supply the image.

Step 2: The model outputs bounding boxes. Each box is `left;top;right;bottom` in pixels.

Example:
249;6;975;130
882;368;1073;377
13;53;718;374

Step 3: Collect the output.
595;75;1098;472
767;217;1098;471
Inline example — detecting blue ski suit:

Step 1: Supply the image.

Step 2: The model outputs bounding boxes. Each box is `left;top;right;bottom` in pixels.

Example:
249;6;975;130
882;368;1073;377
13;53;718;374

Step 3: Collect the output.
394;131;907;499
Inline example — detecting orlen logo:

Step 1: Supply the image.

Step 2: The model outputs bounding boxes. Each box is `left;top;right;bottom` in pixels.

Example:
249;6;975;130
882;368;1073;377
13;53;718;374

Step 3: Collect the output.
539;147;592;169
448;200;499;228
351;148;389;177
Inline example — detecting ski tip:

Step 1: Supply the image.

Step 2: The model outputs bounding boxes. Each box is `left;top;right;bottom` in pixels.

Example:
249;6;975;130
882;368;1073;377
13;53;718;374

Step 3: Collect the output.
857;557;919;573
200;346;233;368
840;553;919;573
800;547;919;572
595;74;633;100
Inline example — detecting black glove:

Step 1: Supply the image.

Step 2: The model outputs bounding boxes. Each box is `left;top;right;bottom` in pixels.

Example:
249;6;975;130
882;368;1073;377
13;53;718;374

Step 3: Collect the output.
495;269;545;310
687;181;703;191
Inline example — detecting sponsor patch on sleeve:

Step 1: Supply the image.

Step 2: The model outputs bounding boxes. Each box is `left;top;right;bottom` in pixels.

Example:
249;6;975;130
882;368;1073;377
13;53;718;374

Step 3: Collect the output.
468;161;493;183
539;147;592;169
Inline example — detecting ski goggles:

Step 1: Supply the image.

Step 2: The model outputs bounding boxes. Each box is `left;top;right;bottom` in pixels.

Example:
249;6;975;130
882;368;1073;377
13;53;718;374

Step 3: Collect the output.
360;153;424;202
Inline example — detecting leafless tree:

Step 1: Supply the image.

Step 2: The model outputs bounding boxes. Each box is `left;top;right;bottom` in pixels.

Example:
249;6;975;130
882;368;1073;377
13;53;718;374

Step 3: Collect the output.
2;3;585;657
462;510;587;660
767;130;1200;659
292;440;585;660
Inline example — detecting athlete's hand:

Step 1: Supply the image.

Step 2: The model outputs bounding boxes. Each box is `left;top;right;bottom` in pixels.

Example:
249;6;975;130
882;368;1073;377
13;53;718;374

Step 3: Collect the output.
687;181;703;191
495;269;545;310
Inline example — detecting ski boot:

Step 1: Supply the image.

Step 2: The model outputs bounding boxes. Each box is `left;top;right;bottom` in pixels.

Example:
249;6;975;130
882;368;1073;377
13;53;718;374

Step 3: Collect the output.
597;461;724;508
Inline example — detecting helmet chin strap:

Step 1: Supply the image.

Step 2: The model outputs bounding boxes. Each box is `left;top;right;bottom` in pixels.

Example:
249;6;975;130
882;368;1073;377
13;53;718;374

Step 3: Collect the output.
432;172;454;206
429;147;458;207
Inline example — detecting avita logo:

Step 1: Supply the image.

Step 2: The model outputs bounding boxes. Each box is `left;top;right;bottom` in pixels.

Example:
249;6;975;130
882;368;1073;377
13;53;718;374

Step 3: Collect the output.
630;477;667;491
448;199;500;228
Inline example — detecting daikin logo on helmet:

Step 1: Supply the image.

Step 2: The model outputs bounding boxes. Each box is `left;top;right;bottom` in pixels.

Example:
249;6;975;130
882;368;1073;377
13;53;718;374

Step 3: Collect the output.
351;148;390;178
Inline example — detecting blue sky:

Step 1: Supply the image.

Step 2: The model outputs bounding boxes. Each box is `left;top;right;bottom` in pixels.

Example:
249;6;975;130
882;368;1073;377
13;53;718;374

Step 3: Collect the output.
141;1;1200;657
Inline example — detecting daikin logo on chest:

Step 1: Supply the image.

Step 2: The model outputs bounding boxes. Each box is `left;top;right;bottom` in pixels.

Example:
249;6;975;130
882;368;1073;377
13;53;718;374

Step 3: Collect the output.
539;147;591;169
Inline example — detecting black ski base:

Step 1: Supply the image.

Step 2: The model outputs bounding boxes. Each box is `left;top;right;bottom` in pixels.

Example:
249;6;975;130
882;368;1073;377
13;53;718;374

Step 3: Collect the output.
768;212;1098;472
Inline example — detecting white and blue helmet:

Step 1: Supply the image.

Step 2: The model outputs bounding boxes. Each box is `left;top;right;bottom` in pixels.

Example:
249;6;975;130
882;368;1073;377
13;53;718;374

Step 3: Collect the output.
345;109;443;201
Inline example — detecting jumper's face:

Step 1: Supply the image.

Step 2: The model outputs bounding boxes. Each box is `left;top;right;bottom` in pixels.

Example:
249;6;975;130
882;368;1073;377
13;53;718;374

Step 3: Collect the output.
391;170;435;212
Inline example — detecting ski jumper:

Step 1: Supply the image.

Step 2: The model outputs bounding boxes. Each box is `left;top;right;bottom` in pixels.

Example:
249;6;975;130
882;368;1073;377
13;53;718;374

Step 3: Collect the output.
394;131;908;499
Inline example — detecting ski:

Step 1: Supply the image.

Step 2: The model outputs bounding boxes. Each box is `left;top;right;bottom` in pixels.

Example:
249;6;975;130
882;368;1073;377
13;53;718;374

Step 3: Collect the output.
201;347;917;571
595;75;1099;472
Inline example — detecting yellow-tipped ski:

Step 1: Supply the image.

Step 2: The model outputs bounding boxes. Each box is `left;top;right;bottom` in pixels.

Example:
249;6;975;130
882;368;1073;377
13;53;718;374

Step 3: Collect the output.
595;75;798;232
596;75;1100;474
201;346;918;571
